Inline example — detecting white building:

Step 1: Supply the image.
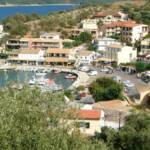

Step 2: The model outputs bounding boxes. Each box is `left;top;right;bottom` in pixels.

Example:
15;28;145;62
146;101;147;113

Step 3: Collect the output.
94;37;120;52
78;50;96;64
93;100;131;130
0;24;4;39
127;24;149;44
104;44;137;65
0;25;3;33
140;38;150;55
93;11;128;24
67;109;105;136
8;49;45;65
82;19;98;31
102;21;149;44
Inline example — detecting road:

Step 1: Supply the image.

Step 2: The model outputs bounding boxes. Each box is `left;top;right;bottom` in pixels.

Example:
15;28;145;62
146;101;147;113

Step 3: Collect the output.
87;67;150;93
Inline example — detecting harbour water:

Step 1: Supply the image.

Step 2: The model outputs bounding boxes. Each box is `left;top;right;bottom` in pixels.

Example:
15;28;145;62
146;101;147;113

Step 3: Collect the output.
0;70;75;88
0;4;77;20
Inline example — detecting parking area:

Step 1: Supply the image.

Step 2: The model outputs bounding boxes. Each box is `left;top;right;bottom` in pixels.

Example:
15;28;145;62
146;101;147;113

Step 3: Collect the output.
78;65;150;94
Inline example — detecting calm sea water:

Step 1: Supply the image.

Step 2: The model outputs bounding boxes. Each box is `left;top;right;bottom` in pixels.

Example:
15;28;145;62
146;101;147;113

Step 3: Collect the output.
0;70;74;88
0;4;77;20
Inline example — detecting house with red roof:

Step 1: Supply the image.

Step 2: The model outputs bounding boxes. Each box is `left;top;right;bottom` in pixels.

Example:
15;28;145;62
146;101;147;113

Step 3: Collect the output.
66;109;104;136
93;11;128;24
101;21;149;43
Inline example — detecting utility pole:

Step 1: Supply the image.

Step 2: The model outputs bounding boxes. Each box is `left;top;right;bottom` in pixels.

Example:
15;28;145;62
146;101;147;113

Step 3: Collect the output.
118;111;122;130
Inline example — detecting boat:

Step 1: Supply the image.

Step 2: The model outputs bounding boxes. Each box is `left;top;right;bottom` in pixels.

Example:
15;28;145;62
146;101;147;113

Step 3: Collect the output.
40;79;63;92
29;77;49;85
53;69;61;74
65;74;77;79
35;72;47;76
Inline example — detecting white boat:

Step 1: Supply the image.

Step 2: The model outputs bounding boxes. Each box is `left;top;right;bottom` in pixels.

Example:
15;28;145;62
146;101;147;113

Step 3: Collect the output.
29;77;49;85
53;69;61;74
65;74;77;79
35;72;47;76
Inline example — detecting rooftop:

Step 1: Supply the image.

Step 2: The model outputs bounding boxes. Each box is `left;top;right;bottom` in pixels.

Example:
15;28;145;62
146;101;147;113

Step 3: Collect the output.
19;49;41;54
93;100;131;113
77;110;101;120
103;21;137;28
78;50;94;56
107;44;123;48
46;48;71;54
45;57;69;63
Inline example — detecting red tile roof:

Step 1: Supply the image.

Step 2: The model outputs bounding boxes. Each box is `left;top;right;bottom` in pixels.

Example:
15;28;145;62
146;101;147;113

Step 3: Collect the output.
94;12;108;18
103;21;137;28
78;110;101;120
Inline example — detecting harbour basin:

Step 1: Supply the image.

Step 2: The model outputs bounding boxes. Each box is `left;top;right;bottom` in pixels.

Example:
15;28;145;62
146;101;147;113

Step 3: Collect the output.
0;69;76;89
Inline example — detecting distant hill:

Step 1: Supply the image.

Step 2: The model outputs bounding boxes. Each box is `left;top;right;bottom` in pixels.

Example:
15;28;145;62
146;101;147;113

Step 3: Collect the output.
0;0;124;5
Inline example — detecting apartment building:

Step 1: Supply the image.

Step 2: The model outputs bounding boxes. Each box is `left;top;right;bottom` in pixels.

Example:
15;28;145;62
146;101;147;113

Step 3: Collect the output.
140;38;150;55
71;19;99;38
45;48;75;66
93;11;128;24
104;44;137;65
6;37;63;50
78;50;96;64
94;37;120;52
102;21;149;43
40;32;60;40
8;49;45;65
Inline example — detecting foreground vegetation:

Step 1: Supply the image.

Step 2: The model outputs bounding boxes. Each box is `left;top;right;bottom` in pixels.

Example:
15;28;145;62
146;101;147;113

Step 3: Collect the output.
0;86;107;150
0;86;149;149
94;112;150;150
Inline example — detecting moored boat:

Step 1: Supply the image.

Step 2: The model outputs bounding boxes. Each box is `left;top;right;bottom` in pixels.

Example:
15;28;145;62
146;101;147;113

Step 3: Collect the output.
53;69;61;74
65;74;77;80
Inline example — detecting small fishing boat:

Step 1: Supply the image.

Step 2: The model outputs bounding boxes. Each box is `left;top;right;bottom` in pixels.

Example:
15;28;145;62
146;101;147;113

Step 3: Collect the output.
53;69;61;74
65;74;77;80
35;72;47;76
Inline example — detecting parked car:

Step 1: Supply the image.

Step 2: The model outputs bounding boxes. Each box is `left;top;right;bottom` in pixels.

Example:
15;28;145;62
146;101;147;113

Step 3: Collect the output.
79;66;89;72
100;68;109;73
88;70;98;76
123;80;135;87
112;76;121;82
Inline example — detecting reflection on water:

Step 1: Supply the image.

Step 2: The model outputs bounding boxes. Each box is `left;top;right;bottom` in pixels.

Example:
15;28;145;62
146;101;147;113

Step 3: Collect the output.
0;70;75;89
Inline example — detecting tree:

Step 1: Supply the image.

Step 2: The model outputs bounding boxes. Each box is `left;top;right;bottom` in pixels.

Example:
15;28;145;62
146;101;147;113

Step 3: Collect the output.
135;61;146;72
0;86;107;150
94;112;150;150
78;32;92;43
89;77;124;101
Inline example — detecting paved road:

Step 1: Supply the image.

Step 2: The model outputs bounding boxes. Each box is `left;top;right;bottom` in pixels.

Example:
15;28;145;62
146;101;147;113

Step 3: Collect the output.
87;67;150;93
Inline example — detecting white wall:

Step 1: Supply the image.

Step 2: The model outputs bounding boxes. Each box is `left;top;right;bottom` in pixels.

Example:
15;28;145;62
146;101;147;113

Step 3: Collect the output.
79;54;96;64
105;46;137;65
18;50;45;61
117;46;137;65
82;20;98;30
95;38;119;52
132;25;148;43
0;25;3;33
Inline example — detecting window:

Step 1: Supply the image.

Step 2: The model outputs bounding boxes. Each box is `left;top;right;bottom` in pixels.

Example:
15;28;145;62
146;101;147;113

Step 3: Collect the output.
76;122;90;129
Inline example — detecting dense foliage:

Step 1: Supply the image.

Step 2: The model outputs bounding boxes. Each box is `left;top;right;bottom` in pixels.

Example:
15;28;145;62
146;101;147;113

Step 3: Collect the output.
94;112;150;150
0;86;107;150
122;0;150;25
135;62;150;73
89;77;123;101
3;13;40;37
